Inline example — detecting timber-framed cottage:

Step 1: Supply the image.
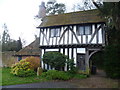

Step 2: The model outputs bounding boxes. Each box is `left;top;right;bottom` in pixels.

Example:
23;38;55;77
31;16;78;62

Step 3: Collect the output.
37;9;106;73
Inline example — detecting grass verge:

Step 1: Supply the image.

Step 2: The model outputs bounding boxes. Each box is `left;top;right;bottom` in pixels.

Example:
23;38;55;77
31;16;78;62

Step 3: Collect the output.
1;68;47;86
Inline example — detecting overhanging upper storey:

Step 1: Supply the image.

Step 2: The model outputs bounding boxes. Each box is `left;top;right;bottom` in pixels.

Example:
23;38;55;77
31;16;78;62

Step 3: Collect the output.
37;9;105;28
37;9;106;47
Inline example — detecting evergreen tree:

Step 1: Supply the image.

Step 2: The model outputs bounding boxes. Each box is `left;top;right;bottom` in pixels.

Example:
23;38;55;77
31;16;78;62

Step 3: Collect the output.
2;23;11;51
2;23;22;51
2;23;10;44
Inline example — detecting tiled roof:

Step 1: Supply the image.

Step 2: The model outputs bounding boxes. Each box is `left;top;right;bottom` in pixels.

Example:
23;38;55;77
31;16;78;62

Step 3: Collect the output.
38;9;105;28
15;38;40;56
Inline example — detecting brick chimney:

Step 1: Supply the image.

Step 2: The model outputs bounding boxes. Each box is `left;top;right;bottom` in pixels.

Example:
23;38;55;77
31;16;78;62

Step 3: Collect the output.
38;1;46;18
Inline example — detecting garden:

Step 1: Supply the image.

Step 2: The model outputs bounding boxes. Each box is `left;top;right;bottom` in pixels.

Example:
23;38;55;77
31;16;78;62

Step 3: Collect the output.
1;52;87;86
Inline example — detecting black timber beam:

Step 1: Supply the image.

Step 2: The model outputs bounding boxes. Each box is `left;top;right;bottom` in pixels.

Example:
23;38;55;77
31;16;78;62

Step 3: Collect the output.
39;44;104;49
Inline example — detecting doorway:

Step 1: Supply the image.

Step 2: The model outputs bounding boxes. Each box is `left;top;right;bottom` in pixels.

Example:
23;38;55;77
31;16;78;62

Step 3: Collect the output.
77;53;86;70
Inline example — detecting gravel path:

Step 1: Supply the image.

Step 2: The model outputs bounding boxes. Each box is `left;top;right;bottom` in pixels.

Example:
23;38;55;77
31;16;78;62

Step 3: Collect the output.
68;70;119;88
1;70;119;88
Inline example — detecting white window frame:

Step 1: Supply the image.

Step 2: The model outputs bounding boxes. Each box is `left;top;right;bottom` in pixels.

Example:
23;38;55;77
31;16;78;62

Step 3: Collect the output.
50;28;60;37
77;25;92;35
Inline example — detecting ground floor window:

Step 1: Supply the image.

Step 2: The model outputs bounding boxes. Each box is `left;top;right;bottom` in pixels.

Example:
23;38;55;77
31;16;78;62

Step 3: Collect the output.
18;56;22;61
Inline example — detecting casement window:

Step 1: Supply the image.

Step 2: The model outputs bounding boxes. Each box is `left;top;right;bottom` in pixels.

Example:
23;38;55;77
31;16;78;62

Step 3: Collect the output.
77;25;92;35
50;28;60;37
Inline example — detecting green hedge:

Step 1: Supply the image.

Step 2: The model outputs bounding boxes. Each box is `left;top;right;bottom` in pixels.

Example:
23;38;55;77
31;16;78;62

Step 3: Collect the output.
40;70;72;80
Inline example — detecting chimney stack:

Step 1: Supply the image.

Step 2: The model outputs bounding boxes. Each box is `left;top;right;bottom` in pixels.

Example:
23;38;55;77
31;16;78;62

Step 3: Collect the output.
38;1;46;18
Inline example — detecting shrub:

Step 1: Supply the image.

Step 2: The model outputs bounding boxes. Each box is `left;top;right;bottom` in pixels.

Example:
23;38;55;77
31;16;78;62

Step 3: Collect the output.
24;56;40;71
40;70;72;80
104;45;120;79
73;74;87;79
67;59;79;74
43;52;67;70
11;59;36;77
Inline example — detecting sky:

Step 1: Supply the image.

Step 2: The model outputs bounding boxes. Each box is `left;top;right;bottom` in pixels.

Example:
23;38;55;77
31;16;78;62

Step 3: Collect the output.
0;0;82;46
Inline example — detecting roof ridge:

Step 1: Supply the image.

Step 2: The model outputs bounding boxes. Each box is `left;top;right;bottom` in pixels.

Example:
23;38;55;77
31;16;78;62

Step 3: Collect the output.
45;9;98;18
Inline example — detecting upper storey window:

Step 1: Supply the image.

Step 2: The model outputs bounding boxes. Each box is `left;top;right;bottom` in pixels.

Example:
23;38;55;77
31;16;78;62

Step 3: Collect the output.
50;28;60;37
77;25;92;35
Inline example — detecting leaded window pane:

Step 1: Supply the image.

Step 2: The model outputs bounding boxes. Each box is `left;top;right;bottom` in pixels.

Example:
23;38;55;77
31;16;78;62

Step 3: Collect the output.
79;26;84;35
51;28;55;37
85;26;91;35
55;28;60;36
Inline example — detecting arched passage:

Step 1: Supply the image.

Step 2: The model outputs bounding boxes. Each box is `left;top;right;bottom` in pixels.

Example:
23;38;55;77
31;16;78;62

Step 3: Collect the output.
89;51;104;74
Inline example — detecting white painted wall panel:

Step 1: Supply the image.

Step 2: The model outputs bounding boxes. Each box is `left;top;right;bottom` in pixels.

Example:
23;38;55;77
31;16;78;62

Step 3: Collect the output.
77;48;86;53
46;28;50;45
43;29;47;46
83;35;86;44
59;27;64;45
57;37;60;45
73;26;77;44
53;37;56;45
60;48;63;54
97;24;102;44
45;49;59;52
91;24;96;44
49;38;52;45
41;49;44;69
88;35;91;44
69;30;72;44
98;28;102;43
64;31;68;45
40;32;43;45
69;48;72;59
78;36;81;44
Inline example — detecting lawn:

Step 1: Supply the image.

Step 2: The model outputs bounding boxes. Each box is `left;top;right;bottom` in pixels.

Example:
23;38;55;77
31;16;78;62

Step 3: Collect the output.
1;68;47;86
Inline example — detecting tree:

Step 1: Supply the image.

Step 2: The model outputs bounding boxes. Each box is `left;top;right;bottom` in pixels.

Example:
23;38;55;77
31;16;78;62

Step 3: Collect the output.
91;1;120;78
2;23;22;51
92;1;120;32
77;0;96;11
2;23;10;44
46;0;66;15
2;23;11;51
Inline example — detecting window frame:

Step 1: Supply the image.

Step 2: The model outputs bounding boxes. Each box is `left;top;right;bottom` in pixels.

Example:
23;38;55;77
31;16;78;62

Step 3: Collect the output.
50;27;61;37
77;25;92;35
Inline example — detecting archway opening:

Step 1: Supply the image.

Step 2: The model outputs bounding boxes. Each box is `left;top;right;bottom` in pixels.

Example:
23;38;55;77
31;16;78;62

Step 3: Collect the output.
89;51;104;74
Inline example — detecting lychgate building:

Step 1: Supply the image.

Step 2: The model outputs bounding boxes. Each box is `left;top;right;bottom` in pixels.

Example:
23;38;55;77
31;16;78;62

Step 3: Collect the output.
37;9;106;73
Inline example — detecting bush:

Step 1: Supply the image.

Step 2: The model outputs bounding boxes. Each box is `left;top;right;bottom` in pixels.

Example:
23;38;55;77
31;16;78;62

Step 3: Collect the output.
24;56;40;71
104;44;120;79
73;74;87;79
40;70;72;80
11;59;36;77
66;59;79;74
43;52;67;70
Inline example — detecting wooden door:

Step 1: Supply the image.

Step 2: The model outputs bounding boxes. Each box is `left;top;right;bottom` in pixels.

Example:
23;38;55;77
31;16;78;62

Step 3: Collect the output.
77;54;86;70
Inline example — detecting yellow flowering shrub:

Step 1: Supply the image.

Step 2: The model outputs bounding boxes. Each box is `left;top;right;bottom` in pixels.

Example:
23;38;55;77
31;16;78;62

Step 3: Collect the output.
11;59;35;77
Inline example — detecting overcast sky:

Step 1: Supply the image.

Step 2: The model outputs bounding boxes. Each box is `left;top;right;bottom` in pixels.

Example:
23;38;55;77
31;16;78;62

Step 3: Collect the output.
0;0;82;46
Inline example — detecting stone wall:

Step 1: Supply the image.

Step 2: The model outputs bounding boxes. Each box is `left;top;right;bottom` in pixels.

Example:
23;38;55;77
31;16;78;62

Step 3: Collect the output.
1;51;18;67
